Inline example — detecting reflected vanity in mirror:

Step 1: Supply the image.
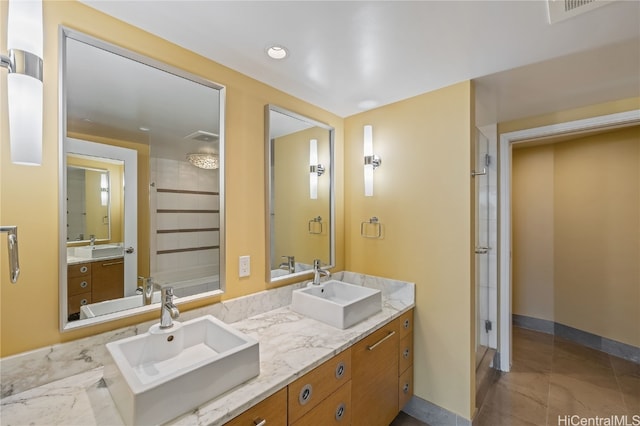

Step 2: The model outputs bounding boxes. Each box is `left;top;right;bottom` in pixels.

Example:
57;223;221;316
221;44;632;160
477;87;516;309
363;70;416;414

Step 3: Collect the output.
265;105;335;283
59;28;226;331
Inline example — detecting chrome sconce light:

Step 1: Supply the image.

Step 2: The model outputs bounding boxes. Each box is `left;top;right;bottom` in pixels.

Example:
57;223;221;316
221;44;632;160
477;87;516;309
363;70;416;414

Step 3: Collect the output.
1;0;44;166
363;125;381;196
309;138;325;199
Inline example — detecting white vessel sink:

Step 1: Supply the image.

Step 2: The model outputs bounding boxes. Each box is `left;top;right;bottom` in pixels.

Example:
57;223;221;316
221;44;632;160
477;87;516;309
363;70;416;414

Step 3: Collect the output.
291;280;382;329
104;315;260;425
74;244;123;258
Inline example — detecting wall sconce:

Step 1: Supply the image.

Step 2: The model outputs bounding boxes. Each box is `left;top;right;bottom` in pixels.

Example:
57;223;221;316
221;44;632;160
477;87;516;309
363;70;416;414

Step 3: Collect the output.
1;0;43;166
186;153;219;170
309;138;325;199
363;125;381;196
100;172;109;206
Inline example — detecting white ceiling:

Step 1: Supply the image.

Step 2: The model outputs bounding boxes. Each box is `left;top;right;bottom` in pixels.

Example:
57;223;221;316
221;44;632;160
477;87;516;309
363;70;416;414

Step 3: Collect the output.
80;0;640;122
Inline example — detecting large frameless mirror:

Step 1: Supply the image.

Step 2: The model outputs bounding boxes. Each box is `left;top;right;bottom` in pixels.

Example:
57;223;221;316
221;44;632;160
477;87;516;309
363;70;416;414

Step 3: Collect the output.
265;105;335;283
59;28;225;331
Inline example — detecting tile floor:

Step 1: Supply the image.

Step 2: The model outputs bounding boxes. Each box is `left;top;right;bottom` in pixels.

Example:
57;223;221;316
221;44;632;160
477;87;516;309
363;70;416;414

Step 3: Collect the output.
390;326;639;426
475;326;640;426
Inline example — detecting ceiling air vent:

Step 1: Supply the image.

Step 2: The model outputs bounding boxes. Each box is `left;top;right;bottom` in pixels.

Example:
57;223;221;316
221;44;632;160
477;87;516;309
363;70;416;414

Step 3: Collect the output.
184;130;219;142
547;0;617;24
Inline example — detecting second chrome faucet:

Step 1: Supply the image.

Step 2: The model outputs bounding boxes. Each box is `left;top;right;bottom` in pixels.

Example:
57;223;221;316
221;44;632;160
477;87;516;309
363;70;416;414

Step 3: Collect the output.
312;259;330;285
160;286;180;329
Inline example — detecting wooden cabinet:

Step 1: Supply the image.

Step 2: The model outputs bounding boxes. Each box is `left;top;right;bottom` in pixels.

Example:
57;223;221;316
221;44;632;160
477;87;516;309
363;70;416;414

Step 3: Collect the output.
227;308;414;426
351;319;400;426
225;388;287;426
288;348;351;424
398;309;414;409
67;263;92;315
67;258;124;316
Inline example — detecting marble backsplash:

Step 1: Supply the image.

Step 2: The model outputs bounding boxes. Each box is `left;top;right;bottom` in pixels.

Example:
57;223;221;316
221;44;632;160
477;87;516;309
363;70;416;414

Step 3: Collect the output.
0;271;412;398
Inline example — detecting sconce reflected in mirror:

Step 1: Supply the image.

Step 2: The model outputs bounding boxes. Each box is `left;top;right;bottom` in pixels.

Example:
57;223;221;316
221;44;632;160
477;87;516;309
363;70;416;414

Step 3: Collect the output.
1;0;43;165
100;172;109;206
363;125;381;196
309;139;325;199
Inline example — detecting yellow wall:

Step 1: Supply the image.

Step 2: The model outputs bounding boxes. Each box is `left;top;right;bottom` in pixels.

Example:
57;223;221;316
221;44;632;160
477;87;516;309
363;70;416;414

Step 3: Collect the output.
513;128;639;347
0;0;344;357
512;145;555;321
273;127;331;268
344;81;475;419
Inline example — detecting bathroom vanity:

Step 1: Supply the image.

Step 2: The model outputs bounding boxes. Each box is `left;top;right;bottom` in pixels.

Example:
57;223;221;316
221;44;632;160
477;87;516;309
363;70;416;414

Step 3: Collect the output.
0;272;414;425
67;257;124;318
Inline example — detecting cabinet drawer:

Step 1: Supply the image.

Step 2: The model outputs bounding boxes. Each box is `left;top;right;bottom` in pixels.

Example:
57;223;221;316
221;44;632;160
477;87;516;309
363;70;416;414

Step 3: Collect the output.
398;309;413;340
288;348;351;424
68;293;92;314
68;263;91;278
225;387;287;426
68;276;92;296
291;381;351;426
399;365;414;410
399;334;413;375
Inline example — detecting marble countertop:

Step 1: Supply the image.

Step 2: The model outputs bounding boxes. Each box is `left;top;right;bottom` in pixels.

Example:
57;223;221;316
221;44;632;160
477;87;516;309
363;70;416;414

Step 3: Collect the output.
67;254;124;265
1;272;414;426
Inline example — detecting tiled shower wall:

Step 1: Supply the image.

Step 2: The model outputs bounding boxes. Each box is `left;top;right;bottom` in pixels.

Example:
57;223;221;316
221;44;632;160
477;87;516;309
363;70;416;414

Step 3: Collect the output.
477;132;498;349
150;158;220;277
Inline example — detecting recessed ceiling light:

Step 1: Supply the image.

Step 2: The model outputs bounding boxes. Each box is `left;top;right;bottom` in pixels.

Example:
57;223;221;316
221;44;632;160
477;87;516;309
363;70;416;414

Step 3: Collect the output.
358;100;379;110
139;126;150;132
267;45;288;60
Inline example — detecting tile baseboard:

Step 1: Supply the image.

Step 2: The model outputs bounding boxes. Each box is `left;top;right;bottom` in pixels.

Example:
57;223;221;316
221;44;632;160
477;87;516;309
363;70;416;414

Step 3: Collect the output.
402;395;471;426
513;314;639;364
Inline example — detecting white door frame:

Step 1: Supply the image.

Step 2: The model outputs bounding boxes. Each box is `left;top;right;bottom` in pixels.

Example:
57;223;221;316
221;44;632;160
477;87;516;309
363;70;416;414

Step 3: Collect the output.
498;109;640;372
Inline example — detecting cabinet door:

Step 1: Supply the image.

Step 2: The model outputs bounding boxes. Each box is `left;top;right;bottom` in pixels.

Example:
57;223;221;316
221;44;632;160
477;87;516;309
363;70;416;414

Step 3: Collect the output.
352;320;399;425
399;365;414;410
91;258;124;302
68;276;92;296
225;388;287;426
288;348;351;424
68;293;92;315
291;381;351;426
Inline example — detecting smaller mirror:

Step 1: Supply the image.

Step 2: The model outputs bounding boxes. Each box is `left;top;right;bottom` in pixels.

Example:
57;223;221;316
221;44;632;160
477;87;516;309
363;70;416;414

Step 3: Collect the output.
265;105;335;283
66;164;112;242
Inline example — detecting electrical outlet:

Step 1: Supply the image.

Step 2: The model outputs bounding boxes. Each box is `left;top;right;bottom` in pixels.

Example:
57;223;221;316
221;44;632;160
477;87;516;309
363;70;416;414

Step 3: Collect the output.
239;255;250;278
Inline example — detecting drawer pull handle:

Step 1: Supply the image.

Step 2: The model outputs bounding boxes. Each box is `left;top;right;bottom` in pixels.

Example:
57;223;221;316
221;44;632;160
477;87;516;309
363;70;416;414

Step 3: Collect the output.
253;419;266;426
80;281;88;288
403;382;410;394
298;384;313;405
403;348;410;359
335;403;346;421
367;330;396;351
102;261;124;267
404;318;410;329
335;362;345;379
80;299;88;306
80;266;88;273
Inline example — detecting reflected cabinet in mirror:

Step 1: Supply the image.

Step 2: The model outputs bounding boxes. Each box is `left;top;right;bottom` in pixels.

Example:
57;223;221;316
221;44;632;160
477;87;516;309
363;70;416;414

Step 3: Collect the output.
59;28;226;331
265;105;335;283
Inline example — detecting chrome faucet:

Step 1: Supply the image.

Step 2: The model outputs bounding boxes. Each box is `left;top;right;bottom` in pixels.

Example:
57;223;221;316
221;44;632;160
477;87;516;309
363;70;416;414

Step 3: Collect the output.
137;276;155;305
312;259;330;285
159;286;180;329
89;235;95;247
279;255;295;273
